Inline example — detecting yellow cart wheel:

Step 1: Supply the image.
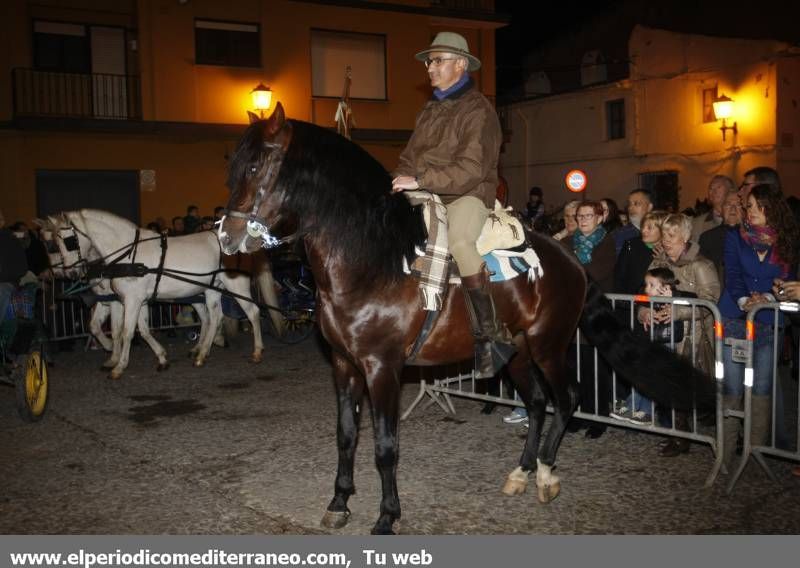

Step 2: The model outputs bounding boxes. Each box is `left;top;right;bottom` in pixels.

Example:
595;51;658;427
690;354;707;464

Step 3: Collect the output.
14;345;48;422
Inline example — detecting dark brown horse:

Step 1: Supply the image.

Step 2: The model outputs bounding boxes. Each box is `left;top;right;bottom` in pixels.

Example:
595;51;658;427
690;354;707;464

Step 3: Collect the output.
218;103;711;534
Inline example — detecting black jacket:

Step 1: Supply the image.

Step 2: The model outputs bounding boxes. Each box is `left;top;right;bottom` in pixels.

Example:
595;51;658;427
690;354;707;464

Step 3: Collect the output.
698;224;738;290
614;237;655;294
0;229;28;283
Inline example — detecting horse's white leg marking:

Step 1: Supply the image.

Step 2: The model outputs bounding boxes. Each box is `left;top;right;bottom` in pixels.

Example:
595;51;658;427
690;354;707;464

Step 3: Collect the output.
535;458;561;503
502;465;530;496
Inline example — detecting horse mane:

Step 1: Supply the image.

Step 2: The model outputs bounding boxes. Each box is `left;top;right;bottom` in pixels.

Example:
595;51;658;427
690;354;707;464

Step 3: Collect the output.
228;120;426;283
77;209;158;238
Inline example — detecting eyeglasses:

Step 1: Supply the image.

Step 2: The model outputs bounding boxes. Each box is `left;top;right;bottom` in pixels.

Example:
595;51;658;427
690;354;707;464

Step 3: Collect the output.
424;56;459;69
576;213;596;221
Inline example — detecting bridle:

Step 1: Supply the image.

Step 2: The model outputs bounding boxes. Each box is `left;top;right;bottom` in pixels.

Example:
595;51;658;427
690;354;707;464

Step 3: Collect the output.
43;225;87;275
223;140;287;249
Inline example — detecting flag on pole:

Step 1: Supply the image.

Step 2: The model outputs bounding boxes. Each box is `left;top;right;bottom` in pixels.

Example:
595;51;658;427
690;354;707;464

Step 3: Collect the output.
334;65;355;139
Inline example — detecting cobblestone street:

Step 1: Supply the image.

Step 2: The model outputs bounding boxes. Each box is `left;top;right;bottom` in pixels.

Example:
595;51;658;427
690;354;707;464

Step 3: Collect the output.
1;333;799;534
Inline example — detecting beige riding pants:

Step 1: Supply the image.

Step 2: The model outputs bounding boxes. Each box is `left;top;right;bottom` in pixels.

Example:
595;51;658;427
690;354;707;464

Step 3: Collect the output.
446;195;488;278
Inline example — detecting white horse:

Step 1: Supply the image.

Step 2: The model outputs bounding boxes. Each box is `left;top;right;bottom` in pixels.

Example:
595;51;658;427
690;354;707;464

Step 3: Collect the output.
49;209;273;379
38;221;208;370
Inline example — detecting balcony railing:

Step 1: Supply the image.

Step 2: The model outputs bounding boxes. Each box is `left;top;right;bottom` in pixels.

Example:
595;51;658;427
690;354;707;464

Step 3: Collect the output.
430;0;494;12
12;68;142;120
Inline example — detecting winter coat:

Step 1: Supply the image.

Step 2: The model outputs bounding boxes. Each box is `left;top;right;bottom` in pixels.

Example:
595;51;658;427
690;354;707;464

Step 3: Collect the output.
649;242;720;376
698;224;738;290
394;79;501;208
563;232;616;293
718;227;790;327
614;237;656;294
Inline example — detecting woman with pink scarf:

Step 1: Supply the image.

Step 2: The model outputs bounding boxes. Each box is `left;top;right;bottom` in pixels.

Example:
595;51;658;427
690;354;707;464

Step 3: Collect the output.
718;184;799;468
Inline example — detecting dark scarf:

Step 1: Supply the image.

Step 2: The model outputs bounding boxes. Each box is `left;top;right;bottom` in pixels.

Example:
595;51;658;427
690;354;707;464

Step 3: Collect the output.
573;226;607;265
433;75;472;100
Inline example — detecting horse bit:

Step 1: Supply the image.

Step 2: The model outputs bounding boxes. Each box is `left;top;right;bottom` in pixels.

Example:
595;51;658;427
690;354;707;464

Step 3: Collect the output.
223;140;286;249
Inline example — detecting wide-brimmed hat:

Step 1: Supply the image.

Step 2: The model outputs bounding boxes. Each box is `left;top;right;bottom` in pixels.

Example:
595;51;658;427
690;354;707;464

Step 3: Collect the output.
415;32;481;72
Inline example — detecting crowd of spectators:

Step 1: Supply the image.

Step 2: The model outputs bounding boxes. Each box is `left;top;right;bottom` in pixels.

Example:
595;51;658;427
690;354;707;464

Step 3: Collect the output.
2;176;798;475
144;205;225;236
513;169;800;475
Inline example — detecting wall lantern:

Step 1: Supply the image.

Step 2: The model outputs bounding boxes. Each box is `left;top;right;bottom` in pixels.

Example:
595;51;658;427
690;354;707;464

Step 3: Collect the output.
712;94;738;141
250;83;273;118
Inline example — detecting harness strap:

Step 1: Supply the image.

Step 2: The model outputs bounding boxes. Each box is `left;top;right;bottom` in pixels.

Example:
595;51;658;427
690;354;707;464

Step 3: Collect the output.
131;229;140;263
106;228;141;268
151;232;168;302
153;269;295;315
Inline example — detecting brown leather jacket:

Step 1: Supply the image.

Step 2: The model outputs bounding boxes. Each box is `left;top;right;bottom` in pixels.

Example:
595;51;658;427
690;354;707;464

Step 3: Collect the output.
394;80;501;207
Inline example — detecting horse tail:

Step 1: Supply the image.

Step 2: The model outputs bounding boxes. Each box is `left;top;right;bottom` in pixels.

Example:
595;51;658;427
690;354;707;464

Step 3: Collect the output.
577;280;716;410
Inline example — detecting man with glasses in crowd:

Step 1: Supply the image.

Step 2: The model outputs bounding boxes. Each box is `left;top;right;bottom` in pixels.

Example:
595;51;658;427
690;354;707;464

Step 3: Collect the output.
739;166;781;205
391;31;514;378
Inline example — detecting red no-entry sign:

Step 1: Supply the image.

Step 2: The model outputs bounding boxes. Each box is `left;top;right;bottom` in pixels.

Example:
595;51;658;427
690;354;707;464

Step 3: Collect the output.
565;169;587;193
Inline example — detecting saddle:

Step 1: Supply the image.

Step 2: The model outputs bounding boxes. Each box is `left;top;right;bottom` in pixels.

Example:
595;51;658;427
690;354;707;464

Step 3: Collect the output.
405;194;543;310
403;196;544;364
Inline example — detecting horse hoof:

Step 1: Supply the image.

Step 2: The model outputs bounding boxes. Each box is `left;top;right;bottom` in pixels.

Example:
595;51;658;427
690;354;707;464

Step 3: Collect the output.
156;362;170;372
107;371;122;380
502;478;528;496
250;353;263;364
193;359;205;368
320;510;350;529
502;466;529;496
537;481;561;504
370;520;399;535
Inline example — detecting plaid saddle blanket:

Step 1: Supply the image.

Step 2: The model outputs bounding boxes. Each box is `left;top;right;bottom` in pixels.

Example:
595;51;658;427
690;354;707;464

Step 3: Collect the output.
403;192;544;310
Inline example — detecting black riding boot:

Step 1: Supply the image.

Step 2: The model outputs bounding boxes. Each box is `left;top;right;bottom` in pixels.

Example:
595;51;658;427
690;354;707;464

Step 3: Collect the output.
463;273;516;378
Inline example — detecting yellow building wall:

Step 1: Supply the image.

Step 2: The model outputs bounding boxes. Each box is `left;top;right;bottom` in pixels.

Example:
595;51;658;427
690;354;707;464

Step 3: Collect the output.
777;57;800;193
500;26;795;215
0;129;234;225
137;0;497;128
0;0;500;225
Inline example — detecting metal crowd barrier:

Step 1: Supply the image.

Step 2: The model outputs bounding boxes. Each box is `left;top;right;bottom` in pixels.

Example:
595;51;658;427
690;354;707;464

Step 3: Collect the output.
402;293;726;487
726;301;800;493
40;279;202;345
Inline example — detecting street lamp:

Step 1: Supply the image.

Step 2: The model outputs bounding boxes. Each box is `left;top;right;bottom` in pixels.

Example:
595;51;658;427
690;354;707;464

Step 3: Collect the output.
712;94;738;141
250;83;273;118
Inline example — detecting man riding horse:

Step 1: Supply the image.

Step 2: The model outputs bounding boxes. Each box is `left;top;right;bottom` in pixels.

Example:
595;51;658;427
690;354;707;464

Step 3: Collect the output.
391;32;515;377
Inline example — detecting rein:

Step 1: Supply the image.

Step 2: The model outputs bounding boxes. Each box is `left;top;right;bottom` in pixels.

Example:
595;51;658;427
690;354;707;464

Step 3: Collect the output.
59;225;294;316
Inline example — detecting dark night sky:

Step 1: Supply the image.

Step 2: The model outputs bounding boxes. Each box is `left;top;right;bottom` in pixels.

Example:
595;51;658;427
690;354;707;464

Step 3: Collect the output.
494;0;800;97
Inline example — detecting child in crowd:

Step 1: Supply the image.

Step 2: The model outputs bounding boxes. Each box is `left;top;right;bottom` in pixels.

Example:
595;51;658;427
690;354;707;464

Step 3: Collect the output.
642;267;684;342
612;267;692;424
